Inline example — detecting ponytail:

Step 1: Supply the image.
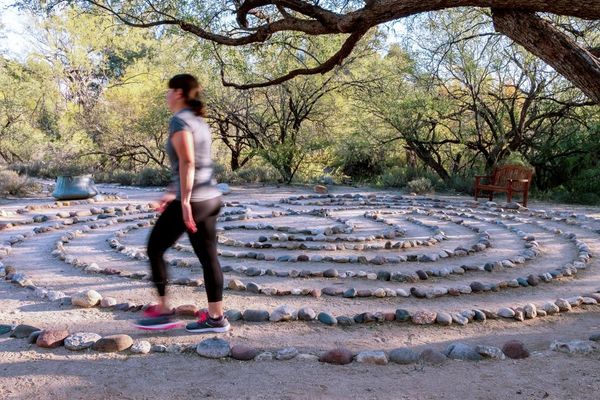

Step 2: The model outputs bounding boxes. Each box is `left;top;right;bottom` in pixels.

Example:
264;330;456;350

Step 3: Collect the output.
168;74;207;117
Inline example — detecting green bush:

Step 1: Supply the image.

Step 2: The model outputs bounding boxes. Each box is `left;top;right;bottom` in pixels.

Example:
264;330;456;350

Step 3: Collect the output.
407;177;434;194
0;169;41;197
135;167;171;187
376;166;408;188
231;164;279;184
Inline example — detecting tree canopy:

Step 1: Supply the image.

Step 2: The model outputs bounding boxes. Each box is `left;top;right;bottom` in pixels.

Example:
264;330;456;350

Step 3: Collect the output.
26;0;600;101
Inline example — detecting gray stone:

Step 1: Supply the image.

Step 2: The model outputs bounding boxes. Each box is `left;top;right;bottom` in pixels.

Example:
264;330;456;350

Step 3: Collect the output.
196;338;231;358
10;324;40;339
28;330;42;344
151;344;167;353
100;297;117;308
389;348;420;364
0;324;13;335
555;298;572;312
130;340;152;354
523;303;537;319
255;351;274;361
497;307;516;318
323;268;338;278
444;343;482;361
476;345;506;360
452;313;469;326
225;309;243;321
228;279;246;291
550;340;599;354
317;312;337;326
419;349;447;365
395;309;411;322
337;316;355;326
436;312;452;326
65;332;102;350
246;282;261;294
276;347;299;360
270;305;297;322
297;307;317;321
541;302;560;315
589;333;600;342
355;351;388;365
242;309;270;322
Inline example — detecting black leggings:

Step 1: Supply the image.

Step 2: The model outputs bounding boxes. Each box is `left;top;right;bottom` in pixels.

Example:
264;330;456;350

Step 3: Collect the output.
147;197;223;302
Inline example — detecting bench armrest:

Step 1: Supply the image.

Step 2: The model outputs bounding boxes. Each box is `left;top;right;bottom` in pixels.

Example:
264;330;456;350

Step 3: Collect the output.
508;179;529;183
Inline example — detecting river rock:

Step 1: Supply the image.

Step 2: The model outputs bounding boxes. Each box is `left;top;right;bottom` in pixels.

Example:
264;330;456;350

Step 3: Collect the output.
541;302;560;315
36;329;69;348
497;307;516;318
355;351;388;365
502;340;529;359
228;279;246;291
276;347;299;360
231;344;259;360
550;340;599;354
298;307;317;321
10;324;40;339
196;338;231;358
131;340;152;354
319;348;353;365
100;297;117;308
243;309;270;322
419;348;447;365
555;298;572;312
71;290;102;308
444;342;482;361
270;305;297;322
523;303;537;319
412;311;436;325
389;348;420;364
64;332;102;350
476;345;506;360
395;309;411;322
436;312;452;326
0;324;12;335
317;312;337;326
93;334;133;352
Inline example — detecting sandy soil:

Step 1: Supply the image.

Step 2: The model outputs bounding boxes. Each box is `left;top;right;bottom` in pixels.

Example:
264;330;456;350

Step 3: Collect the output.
1;184;599;400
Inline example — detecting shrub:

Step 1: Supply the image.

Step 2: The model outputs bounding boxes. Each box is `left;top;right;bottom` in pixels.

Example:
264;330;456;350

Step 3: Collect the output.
407;177;434;194
231;164;279;184
377;166;408;188
135;167;171;187
0;169;41;197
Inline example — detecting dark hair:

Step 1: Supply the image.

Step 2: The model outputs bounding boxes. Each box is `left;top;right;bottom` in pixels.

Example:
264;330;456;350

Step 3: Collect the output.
168;74;207;117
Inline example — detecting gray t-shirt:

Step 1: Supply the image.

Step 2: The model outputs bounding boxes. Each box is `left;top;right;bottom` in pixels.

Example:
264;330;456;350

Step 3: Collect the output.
166;108;221;202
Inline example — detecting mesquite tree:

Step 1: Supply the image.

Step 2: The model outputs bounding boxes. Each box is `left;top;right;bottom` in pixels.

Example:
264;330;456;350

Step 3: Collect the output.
32;0;600;102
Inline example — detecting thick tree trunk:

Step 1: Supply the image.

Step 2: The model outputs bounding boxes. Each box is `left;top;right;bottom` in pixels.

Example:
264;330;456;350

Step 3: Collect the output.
492;10;600;103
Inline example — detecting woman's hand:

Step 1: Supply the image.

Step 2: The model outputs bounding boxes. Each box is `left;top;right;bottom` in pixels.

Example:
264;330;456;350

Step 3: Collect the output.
156;191;176;213
181;201;197;233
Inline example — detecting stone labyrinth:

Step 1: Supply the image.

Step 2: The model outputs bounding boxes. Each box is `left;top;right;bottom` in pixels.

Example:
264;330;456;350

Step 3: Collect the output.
2;187;600;364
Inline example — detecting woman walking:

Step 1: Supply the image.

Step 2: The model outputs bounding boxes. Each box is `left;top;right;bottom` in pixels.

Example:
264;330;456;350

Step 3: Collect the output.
134;74;229;333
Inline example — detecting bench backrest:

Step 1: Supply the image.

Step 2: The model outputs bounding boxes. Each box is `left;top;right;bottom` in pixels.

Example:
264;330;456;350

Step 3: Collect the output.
492;165;534;190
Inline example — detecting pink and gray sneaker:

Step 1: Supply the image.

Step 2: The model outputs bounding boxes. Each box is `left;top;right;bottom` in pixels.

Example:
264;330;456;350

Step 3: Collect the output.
133;305;181;330
185;310;230;333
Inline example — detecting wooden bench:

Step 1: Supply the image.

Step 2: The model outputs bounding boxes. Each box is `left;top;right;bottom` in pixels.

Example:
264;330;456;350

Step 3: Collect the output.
474;165;534;207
